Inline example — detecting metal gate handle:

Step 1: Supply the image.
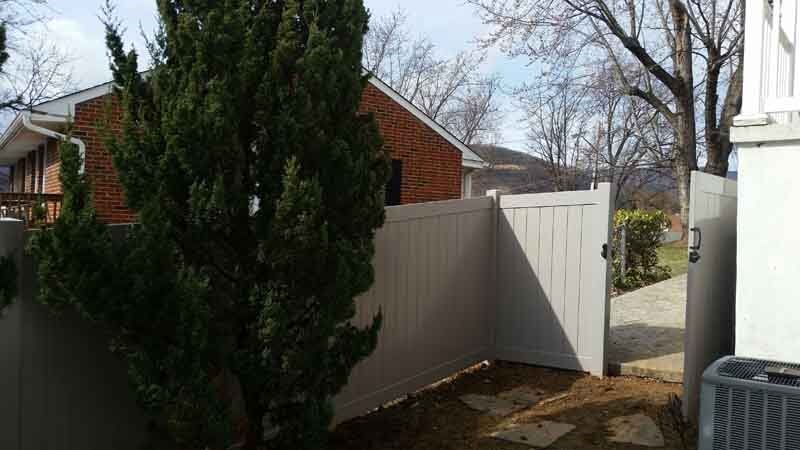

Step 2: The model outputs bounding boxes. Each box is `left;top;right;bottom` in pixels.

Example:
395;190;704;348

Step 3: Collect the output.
689;227;701;263
689;227;702;251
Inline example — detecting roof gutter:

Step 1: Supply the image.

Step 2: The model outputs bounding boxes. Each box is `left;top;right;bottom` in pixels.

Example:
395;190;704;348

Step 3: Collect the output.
21;111;86;173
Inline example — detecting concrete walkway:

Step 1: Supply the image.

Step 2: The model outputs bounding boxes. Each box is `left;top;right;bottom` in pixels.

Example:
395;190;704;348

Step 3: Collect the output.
608;275;687;382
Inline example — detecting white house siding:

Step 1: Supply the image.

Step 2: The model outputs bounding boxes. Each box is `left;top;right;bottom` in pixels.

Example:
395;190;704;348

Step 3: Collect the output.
735;142;800;362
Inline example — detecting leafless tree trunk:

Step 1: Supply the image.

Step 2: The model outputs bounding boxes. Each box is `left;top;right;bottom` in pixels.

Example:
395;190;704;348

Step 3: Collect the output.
364;9;503;145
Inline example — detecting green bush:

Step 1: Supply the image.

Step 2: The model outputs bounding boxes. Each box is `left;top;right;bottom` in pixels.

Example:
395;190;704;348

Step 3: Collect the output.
613;209;672;290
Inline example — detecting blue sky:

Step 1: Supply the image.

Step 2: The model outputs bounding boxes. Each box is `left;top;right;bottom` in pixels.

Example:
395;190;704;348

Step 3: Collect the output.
40;0;533;147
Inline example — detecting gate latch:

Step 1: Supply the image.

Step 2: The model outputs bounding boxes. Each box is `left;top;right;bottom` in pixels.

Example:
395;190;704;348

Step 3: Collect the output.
689;227;702;264
601;243;609;260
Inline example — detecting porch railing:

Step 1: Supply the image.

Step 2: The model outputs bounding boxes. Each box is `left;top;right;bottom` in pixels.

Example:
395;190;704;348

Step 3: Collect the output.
739;0;800;125
0;193;63;227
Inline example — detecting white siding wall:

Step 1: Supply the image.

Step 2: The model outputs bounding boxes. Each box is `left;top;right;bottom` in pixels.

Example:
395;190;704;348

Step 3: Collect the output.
736;142;800;362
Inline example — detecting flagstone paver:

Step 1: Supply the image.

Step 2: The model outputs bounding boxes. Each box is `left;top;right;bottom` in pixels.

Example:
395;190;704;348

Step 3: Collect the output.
607;413;665;447
459;394;528;416
498;386;546;405
491;421;576;448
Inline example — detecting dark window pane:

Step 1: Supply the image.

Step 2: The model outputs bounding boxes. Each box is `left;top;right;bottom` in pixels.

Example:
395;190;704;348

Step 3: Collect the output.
385;159;402;206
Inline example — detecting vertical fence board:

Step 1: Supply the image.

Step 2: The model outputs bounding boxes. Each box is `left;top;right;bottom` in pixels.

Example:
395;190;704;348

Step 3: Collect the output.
334;197;495;423
495;185;614;376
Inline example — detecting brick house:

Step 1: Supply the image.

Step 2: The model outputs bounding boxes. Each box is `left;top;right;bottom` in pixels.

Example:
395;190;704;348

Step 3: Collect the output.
0;74;485;224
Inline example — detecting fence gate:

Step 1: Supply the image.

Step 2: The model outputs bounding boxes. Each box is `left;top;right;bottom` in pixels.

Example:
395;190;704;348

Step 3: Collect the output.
683;171;737;420
494;184;614;376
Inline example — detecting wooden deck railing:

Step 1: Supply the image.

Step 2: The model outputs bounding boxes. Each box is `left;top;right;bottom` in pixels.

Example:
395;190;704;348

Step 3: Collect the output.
0;193;63;227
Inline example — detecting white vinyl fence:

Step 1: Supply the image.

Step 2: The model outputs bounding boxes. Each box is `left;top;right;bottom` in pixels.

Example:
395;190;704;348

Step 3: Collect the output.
334;185;614;422
493;185;614;376
0;185;615;447
334;197;495;422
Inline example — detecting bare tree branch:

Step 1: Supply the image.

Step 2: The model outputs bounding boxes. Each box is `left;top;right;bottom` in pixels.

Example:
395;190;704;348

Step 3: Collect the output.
364;9;503;145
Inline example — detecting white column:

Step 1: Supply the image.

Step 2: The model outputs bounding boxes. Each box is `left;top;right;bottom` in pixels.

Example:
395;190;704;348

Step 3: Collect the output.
735;0;771;126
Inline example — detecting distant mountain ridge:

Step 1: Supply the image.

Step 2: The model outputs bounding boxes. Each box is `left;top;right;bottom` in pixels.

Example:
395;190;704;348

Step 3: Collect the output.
470;144;737;197
469;144;562;196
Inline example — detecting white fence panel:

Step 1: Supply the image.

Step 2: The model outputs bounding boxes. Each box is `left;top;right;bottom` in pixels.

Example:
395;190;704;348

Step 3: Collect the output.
334;197;495;422
493;184;614;376
683;172;737;420
0;222;148;450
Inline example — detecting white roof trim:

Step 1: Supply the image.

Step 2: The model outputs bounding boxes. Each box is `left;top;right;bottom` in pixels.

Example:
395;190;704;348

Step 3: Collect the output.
32;82;114;117
2;74;487;169
365;75;487;169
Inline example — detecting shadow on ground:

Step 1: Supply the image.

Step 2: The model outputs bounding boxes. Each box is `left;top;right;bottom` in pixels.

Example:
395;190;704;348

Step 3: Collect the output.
609;324;685;363
330;361;691;450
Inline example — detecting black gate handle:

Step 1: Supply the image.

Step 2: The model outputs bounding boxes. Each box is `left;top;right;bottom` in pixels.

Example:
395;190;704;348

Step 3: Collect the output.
689;227;701;263
689;227;702;251
601;243;609;260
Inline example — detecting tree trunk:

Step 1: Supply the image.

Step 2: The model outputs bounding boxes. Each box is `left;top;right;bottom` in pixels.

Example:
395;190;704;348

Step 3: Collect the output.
707;57;744;176
674;151;693;239
704;51;725;175
670;1;698;234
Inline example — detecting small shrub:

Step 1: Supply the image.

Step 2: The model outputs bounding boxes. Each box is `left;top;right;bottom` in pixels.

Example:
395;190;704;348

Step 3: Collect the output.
613;209;672;290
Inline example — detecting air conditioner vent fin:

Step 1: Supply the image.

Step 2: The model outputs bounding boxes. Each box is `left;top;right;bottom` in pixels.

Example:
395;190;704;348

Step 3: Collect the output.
719;357;800;387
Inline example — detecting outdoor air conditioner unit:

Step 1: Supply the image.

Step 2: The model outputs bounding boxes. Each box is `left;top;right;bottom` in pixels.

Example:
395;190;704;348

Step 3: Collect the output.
699;356;800;450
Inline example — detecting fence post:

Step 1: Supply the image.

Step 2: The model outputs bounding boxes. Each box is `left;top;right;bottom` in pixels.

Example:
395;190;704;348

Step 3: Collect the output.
486;190;501;359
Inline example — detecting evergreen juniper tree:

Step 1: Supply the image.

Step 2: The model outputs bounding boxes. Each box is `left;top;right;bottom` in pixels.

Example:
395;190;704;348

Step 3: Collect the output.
29;1;390;448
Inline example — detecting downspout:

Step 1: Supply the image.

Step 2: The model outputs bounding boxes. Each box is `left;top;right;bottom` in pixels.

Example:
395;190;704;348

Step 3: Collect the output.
21;112;86;173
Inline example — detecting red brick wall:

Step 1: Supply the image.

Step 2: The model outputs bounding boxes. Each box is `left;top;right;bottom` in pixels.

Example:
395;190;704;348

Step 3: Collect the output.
44;138;61;194
72;95;136;224
358;83;463;204
53;81;463;223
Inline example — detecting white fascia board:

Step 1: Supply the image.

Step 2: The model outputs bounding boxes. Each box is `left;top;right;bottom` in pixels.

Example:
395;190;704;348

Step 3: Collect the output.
33;82;114;116
0;114;24;151
365;74;488;169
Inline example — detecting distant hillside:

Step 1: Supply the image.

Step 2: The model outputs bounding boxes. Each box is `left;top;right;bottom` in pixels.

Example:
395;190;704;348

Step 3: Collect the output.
470;145;564;196
469;145;737;212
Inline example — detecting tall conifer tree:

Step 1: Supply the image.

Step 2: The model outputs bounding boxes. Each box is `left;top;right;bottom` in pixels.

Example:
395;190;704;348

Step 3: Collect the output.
30;1;389;448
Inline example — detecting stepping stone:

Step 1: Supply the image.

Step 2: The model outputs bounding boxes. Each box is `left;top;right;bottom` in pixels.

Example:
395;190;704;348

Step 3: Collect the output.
460;394;528;416
498;386;547;405
607;413;665;447
491;421;576;448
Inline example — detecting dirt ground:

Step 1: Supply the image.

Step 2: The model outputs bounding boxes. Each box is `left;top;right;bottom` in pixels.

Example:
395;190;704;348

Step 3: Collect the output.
330;362;694;450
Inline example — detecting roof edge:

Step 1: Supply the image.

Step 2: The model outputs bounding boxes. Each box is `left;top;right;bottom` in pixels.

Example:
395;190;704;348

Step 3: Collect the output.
2;71;489;169
364;73;487;168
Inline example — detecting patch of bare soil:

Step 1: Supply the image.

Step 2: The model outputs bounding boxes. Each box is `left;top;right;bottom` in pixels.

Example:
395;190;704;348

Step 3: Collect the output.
330;361;694;450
